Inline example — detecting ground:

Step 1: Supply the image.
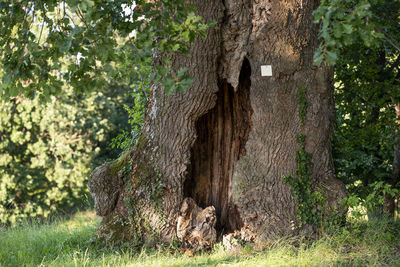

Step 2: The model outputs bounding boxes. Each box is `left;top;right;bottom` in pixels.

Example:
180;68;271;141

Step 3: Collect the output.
1;211;400;266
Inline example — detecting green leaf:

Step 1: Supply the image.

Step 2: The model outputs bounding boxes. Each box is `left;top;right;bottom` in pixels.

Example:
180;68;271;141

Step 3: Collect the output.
172;43;181;51
181;31;190;42
59;40;72;53
325;50;338;65
313;47;324;66
333;26;343;38
177;67;189;78
343;24;353;34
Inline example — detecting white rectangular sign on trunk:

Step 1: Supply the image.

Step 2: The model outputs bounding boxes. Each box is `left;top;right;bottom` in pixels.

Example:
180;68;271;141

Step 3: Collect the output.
261;65;272;76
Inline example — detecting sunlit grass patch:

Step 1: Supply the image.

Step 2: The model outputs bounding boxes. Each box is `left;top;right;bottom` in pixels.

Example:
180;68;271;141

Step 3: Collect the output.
0;211;100;267
0;211;399;266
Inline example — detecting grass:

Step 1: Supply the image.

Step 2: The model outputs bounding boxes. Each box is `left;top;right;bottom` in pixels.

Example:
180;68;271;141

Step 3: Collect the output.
0;211;400;266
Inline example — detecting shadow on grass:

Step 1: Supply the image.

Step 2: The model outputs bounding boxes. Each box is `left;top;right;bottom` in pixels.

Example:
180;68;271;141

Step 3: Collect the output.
167;255;239;267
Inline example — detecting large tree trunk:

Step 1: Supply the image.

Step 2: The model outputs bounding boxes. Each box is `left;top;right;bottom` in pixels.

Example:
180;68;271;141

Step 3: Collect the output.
89;0;346;247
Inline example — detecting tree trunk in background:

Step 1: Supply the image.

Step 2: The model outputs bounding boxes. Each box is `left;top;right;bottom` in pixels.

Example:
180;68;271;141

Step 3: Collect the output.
89;0;346;247
384;103;400;216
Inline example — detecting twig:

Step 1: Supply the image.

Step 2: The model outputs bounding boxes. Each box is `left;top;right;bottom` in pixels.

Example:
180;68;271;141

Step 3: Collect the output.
37;0;44;45
376;26;400;54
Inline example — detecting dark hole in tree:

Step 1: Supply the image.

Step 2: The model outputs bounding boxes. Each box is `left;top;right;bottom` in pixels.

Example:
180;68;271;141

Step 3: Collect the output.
184;58;253;233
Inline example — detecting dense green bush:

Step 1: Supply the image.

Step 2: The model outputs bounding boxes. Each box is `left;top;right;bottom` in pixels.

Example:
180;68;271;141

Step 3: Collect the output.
331;0;400;214
0;86;128;224
333;44;398;200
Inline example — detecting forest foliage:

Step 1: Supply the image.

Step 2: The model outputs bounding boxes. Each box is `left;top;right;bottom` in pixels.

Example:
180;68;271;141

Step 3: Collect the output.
316;0;400;214
0;84;130;224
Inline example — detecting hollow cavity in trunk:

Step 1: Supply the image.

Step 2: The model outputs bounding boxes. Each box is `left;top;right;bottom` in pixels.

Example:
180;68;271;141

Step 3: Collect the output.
184;58;252;233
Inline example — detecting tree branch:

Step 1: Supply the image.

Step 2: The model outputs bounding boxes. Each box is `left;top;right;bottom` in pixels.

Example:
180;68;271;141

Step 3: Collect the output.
376;26;400;54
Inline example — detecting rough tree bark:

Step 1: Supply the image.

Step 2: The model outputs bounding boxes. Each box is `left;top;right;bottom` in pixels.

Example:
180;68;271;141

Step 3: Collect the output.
88;0;346;248
384;103;400;216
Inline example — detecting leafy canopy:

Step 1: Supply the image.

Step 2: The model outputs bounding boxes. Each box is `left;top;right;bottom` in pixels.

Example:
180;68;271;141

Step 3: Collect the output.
313;0;400;65
0;0;213;99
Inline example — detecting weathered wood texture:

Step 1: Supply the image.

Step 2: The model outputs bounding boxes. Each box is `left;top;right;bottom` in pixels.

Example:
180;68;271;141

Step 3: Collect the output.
184;58;252;233
89;0;346;245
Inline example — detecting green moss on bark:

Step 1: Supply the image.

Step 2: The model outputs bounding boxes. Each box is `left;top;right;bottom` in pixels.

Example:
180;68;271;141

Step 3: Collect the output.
95;213;132;244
